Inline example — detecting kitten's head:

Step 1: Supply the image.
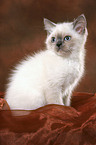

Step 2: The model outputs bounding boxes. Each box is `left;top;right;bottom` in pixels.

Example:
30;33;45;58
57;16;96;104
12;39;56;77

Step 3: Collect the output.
44;14;88;57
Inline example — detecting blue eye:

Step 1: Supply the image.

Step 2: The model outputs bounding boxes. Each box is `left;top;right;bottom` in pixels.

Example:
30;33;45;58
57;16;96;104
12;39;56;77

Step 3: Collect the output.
64;36;71;41
51;37;56;43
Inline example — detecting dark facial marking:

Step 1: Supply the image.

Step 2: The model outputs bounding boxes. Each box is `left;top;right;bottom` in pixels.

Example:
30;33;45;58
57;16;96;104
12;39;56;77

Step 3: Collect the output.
56;37;63;48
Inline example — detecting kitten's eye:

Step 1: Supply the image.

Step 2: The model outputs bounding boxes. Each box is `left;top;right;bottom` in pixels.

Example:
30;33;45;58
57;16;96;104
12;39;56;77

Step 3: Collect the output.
51;37;56;43
64;36;71;41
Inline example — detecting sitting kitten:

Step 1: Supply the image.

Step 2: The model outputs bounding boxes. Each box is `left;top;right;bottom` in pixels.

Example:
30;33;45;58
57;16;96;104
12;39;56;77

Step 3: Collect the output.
5;14;88;110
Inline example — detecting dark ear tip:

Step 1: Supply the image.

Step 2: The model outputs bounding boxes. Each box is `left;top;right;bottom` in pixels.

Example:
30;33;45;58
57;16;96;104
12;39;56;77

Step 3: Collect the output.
80;14;85;17
44;18;48;21
79;14;86;20
44;18;48;24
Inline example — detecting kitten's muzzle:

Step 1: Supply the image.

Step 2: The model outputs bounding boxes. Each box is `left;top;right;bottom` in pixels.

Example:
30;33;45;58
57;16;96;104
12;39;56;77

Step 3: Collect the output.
56;40;63;48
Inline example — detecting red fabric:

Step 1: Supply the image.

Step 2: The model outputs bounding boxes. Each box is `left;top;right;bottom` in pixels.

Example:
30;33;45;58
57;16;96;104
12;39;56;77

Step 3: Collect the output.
0;92;96;145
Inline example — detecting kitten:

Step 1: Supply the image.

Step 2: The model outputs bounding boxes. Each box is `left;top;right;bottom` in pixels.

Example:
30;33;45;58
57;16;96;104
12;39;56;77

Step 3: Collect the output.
5;14;88;110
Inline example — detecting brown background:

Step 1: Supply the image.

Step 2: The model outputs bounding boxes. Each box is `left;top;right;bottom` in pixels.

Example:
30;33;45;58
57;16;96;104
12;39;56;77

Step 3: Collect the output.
0;0;96;93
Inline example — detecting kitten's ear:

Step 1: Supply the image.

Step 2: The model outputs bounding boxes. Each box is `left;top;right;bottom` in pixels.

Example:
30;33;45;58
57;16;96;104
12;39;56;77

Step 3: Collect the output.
44;18;56;34
73;14;87;34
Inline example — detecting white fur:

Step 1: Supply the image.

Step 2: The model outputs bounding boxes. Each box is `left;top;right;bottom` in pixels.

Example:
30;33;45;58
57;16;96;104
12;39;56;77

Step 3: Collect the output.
5;16;88;110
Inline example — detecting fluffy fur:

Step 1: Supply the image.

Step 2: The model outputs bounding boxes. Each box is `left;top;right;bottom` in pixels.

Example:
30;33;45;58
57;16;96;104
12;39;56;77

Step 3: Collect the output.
5;14;88;110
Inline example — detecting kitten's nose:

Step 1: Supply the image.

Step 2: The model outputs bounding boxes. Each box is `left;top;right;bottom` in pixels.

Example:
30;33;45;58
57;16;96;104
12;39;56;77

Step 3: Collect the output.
56;40;62;48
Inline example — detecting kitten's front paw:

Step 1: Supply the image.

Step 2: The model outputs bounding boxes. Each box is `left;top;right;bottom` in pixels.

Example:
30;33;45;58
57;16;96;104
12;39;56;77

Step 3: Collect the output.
63;95;71;106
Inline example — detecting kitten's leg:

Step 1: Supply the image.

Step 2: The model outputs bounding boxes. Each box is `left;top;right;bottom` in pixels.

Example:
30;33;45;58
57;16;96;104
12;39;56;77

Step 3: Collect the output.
63;94;71;106
47;96;64;105
63;90;72;106
45;90;64;105
63;83;76;106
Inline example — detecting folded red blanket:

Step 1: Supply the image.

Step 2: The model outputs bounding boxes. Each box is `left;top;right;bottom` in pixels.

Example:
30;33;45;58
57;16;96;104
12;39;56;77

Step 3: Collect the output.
0;92;96;145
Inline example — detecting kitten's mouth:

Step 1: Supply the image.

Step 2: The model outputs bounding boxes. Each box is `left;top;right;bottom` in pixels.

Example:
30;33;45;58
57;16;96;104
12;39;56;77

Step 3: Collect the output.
56;45;64;52
56;46;72;54
57;47;62;52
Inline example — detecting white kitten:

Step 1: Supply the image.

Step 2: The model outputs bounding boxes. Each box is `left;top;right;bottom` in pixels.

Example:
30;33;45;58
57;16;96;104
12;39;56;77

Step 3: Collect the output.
5;14;88;110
